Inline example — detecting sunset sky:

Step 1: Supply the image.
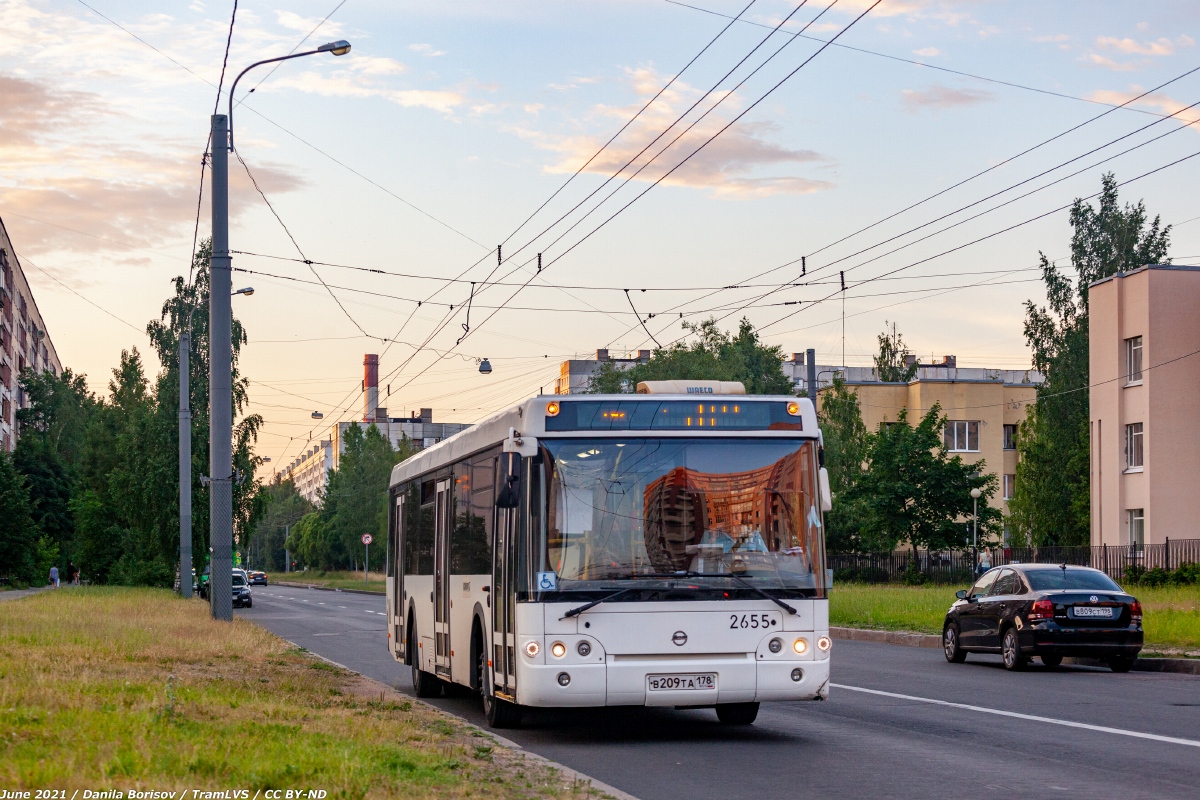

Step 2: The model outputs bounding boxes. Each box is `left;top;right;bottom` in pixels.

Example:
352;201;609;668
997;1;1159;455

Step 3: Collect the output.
2;0;1199;471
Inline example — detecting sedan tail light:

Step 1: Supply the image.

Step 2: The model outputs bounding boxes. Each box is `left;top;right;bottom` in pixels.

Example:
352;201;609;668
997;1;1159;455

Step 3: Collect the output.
1028;598;1054;621
1130;600;1143;623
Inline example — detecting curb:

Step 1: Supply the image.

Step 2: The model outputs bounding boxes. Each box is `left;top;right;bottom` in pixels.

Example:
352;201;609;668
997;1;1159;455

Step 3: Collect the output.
829;626;1200;674
274;580;385;597
284;638;637;800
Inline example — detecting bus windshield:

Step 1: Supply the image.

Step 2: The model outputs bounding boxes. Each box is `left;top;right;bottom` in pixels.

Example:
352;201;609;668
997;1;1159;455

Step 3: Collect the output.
539;437;826;598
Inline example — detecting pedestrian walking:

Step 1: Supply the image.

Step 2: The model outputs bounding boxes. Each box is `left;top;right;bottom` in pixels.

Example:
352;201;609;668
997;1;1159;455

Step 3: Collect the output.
49;565;60;589
68;562;79;585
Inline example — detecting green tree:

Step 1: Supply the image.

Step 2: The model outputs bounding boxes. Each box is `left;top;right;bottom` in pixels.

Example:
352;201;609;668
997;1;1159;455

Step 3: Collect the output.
587;318;794;394
0;450;38;584
873;321;919;382
1010;174;1170;546
252;479;314;571
14;368;96;570
817;374;870;552
853;405;1000;553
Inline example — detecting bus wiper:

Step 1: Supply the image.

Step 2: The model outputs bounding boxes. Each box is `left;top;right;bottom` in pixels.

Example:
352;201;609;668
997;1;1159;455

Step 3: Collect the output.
560;588;637;620
667;572;798;616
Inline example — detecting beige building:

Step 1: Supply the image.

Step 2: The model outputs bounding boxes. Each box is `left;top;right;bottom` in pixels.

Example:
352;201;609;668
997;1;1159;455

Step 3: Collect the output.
816;361;1042;524
556;349;651;394
1089;264;1200;548
0;218;64;452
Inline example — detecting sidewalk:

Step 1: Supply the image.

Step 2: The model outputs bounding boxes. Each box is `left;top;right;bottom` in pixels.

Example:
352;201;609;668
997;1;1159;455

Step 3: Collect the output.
0;585;53;602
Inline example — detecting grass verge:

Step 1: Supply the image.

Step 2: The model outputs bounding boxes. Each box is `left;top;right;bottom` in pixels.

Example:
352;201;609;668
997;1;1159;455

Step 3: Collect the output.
829;583;1200;653
0;587;603;797
272;570;385;593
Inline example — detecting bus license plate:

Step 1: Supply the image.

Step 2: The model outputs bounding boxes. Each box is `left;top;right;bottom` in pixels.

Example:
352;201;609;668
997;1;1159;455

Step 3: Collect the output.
647;673;716;691
1073;606;1114;618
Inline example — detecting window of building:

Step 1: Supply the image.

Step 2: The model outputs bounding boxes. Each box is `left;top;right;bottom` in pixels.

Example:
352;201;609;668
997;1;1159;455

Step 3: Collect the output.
1128;508;1144;550
1125;336;1143;384
1003;474;1015;500
1003;424;1017;450
1125;422;1144;469
943;420;980;452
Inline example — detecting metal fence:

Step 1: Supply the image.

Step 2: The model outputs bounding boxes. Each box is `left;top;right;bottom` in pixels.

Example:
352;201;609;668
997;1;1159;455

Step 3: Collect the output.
829;539;1200;584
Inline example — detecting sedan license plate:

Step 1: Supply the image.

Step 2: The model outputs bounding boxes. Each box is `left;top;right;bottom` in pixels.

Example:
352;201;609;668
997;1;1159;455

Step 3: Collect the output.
1073;606;1114;618
647;673;716;692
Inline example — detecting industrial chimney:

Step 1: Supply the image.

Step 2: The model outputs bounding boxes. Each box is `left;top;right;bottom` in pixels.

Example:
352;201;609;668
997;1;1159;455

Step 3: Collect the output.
363;354;379;422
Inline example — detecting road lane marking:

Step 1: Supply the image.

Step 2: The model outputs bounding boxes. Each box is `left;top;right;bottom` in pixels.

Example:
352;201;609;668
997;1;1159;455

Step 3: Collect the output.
833;684;1200;749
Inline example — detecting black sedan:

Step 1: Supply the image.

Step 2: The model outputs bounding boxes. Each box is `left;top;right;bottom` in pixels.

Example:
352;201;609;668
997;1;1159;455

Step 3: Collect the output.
249;570;268;586
232;574;253;609
943;564;1142;672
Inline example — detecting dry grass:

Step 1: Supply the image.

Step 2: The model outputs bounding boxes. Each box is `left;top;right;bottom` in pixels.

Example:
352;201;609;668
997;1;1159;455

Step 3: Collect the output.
0;588;606;798
830;583;1200;653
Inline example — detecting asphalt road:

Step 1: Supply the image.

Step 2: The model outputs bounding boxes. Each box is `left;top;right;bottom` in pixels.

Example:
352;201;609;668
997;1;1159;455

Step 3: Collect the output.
239;584;1200;800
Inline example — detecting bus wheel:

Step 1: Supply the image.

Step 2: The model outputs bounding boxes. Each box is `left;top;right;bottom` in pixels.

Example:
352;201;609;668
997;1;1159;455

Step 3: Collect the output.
485;693;522;729
715;702;759;725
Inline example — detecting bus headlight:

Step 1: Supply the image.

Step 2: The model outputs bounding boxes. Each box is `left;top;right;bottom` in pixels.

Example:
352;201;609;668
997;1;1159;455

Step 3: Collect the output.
577;641;592;657
551;642;566;658
793;638;808;654
791;668;804;682
557;672;571;687
524;641;540;658
768;637;783;653
817;636;832;652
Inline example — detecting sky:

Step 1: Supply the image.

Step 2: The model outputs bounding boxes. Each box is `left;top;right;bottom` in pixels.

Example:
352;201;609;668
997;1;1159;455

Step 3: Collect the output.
2;0;1199;474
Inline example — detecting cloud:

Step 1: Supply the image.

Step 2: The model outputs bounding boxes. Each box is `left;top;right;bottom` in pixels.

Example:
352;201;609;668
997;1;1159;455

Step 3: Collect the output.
1096;36;1174;56
900;84;995;111
526;68;833;199
523;103;545;115
348;56;407;76
1034;34;1070;43
0;75;103;147
913;47;940;57
267;70;463;113
1087;88;1200;123
408;43;445;58
274;10;343;36
1086;53;1143;72
1180;35;1196;47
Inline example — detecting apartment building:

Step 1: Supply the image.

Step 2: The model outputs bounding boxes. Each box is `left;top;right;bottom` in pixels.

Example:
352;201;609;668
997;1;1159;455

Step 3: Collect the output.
0;217;63;451
1089;264;1200;548
812;355;1043;522
555;349;651;394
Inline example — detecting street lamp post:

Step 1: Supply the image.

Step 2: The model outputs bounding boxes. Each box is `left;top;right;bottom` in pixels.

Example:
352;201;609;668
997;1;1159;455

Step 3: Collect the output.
207;40;351;622
970;487;982;573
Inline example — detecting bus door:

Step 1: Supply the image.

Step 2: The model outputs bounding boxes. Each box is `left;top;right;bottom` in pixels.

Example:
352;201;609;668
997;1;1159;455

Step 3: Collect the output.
492;505;518;699
393;494;405;657
433;479;452;679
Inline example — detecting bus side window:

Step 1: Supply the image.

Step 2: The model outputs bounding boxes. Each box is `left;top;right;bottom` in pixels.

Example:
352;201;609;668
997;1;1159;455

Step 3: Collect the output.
417;480;436;575
402;482;421;575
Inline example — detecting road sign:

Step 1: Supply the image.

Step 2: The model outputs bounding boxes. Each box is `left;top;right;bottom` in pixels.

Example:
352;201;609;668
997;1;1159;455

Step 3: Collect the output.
362;533;373;545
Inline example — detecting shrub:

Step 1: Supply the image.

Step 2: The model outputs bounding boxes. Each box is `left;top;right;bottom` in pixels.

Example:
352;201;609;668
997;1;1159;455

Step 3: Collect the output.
902;562;928;586
1123;564;1145;585
1171;562;1200;586
1139;567;1171;588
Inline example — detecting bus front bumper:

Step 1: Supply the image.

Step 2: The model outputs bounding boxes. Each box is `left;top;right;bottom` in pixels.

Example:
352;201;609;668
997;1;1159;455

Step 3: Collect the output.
516;654;830;707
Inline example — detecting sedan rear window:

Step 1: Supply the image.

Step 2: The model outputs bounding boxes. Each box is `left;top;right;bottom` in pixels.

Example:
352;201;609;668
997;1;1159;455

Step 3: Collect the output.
1024;569;1121;592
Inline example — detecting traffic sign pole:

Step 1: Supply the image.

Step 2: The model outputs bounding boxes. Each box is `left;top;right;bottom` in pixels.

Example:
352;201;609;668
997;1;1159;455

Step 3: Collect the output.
362;533;373;588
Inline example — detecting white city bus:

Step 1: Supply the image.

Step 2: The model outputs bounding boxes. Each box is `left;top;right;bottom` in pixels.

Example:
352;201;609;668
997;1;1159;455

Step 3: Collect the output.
385;381;833;728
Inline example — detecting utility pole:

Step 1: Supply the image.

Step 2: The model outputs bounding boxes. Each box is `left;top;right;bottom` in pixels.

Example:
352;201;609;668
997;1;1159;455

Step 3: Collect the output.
806;348;817;403
209;112;233;622
179;332;192;598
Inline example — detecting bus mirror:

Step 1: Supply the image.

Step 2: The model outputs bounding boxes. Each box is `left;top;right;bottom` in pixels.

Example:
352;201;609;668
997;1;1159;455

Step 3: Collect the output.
818;467;833;512
495;451;522;509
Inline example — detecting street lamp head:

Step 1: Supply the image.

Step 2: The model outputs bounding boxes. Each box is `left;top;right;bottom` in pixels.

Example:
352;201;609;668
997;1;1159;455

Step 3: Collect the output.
317;40;352;56
970;488;982;499
478;357;493;375
233;287;255;297
311;411;324;420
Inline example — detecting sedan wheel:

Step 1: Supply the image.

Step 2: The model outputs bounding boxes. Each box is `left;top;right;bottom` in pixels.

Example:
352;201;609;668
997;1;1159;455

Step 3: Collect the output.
1002;628;1026;671
943;624;967;663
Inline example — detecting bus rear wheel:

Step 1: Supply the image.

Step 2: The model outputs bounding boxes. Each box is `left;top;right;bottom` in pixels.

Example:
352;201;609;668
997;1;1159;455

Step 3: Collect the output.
715;702;759;725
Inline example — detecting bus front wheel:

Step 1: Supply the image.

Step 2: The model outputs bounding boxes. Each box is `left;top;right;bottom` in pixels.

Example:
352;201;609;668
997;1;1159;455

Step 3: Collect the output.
715;702;759;725
409;618;442;698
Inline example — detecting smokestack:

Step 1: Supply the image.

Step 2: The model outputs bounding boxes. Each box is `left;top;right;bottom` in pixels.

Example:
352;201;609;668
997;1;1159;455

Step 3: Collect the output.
363;354;379;422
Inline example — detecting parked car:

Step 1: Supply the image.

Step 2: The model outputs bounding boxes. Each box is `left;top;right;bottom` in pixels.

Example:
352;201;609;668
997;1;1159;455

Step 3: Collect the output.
248;570;268;586
943;564;1142;672
232;573;253;609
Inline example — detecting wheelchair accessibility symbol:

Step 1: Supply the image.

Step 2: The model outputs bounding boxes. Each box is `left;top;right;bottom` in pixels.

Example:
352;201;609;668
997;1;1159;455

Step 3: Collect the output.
536;571;557;591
